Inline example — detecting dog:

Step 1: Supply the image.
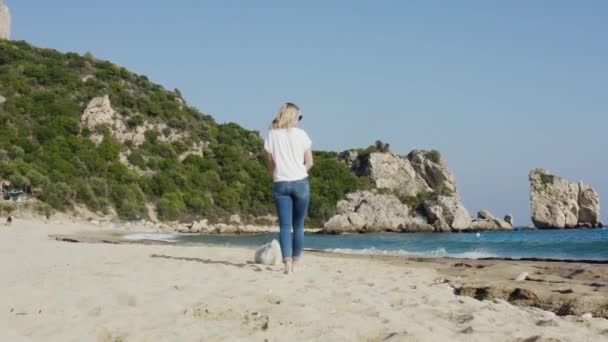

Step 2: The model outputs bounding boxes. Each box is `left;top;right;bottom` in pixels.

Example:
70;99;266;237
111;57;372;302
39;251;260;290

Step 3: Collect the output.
254;239;282;266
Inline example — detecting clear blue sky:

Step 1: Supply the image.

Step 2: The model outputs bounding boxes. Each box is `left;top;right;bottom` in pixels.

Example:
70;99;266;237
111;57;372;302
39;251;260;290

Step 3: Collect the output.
8;0;608;225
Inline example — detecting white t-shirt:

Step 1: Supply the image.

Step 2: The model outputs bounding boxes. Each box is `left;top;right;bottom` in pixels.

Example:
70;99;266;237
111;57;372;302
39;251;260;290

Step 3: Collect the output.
264;128;312;182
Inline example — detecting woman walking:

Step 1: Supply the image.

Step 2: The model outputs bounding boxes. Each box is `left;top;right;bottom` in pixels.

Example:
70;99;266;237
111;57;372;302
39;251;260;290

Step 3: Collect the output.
264;103;314;274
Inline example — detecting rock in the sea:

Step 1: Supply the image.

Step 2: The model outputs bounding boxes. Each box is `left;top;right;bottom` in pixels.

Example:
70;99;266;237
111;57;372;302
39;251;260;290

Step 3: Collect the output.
323;191;434;233
469;209;513;231
423;195;472;232
254;239;282;265
530;169;602;229
469;219;512;231
327;149;484;233
504;214;514;226
578;183;602;228
323;214;352;234
328;149;519;233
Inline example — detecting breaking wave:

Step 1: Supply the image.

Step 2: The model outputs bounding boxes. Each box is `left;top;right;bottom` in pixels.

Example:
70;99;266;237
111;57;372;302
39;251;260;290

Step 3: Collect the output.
323;247;497;259
123;233;179;243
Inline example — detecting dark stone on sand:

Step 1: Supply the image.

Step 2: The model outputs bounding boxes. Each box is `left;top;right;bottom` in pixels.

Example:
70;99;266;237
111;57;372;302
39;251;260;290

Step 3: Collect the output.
508;288;539;303
536;319;558;327
552;289;574;294
461;326;474;334
520;336;542;342
382;332;408;341
455;313;475;324
556;302;575;316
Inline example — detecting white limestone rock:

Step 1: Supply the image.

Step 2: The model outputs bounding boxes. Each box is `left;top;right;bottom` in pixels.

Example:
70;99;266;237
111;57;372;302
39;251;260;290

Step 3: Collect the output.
254;239;282;265
323;191;434;233
0;0;11;40
423;195;472;232
353;152;431;198
406;149;458;194
530;169;602;228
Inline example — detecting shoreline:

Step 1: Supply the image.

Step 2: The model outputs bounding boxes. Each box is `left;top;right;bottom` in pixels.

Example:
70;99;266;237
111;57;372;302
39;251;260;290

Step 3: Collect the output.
51;231;608;265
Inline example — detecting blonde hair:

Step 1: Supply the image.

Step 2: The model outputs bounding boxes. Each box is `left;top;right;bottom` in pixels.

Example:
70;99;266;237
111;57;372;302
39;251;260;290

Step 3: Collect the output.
271;102;300;129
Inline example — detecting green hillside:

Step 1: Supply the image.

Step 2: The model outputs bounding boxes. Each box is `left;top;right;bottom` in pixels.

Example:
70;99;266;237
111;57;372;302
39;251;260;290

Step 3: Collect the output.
0;40;366;226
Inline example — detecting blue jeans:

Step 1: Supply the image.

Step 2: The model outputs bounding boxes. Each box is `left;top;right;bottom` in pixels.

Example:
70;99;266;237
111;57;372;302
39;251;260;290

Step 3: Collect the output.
273;178;310;263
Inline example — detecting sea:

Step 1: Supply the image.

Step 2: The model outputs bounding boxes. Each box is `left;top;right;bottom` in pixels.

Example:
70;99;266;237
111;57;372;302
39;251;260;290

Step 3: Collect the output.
124;227;608;262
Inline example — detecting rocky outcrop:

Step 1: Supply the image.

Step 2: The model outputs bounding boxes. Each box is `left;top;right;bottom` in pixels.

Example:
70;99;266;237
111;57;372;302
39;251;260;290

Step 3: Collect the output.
352;152;431;197
81;95;206;162
0;1;11;40
530;169;603;229
578;184;602;228
337;150;359;168
407;150;457;195
324;149;517;233
423;195;472;232
469;210;513;231
477;209;495;220
468;210;514;231
174;219;323;235
323;191;434;233
504;214;514;226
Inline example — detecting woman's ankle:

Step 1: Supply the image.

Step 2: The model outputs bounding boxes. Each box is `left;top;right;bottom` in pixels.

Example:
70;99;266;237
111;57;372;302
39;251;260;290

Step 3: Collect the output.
284;261;292;275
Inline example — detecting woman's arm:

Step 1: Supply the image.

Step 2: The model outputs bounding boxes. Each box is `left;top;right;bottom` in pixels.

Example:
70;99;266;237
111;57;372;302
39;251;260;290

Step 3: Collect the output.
304;149;314;171
265;153;275;174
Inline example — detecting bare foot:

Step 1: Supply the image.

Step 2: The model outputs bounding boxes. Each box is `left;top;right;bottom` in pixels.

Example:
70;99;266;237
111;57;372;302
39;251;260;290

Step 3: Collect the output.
292;260;302;273
284;261;292;275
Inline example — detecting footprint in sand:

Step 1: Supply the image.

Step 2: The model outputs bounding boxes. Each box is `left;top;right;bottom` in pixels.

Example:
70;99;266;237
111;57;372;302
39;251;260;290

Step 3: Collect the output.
116;293;137;307
184;304;240;321
88;306;102;317
451;313;475;325
264;294;282;305
241;311;270;332
97;327;127;342
379;331;409;341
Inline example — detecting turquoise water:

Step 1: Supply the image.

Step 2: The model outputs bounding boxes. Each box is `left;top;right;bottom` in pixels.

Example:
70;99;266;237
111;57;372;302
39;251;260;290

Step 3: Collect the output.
125;228;608;261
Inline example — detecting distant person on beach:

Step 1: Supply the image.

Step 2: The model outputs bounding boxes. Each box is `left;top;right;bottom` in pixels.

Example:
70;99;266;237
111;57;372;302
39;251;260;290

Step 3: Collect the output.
264;103;314;274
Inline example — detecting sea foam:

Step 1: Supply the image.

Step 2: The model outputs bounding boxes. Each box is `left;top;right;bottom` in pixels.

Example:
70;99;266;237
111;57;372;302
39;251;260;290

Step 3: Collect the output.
123;233;179;243
323;247;497;259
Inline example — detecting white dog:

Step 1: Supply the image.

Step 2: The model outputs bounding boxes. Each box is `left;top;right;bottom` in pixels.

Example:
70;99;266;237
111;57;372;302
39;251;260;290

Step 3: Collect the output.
254;239;282;266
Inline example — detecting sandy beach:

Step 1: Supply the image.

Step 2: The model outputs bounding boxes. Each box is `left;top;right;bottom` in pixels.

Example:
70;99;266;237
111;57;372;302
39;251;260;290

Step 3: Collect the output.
1;219;607;341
